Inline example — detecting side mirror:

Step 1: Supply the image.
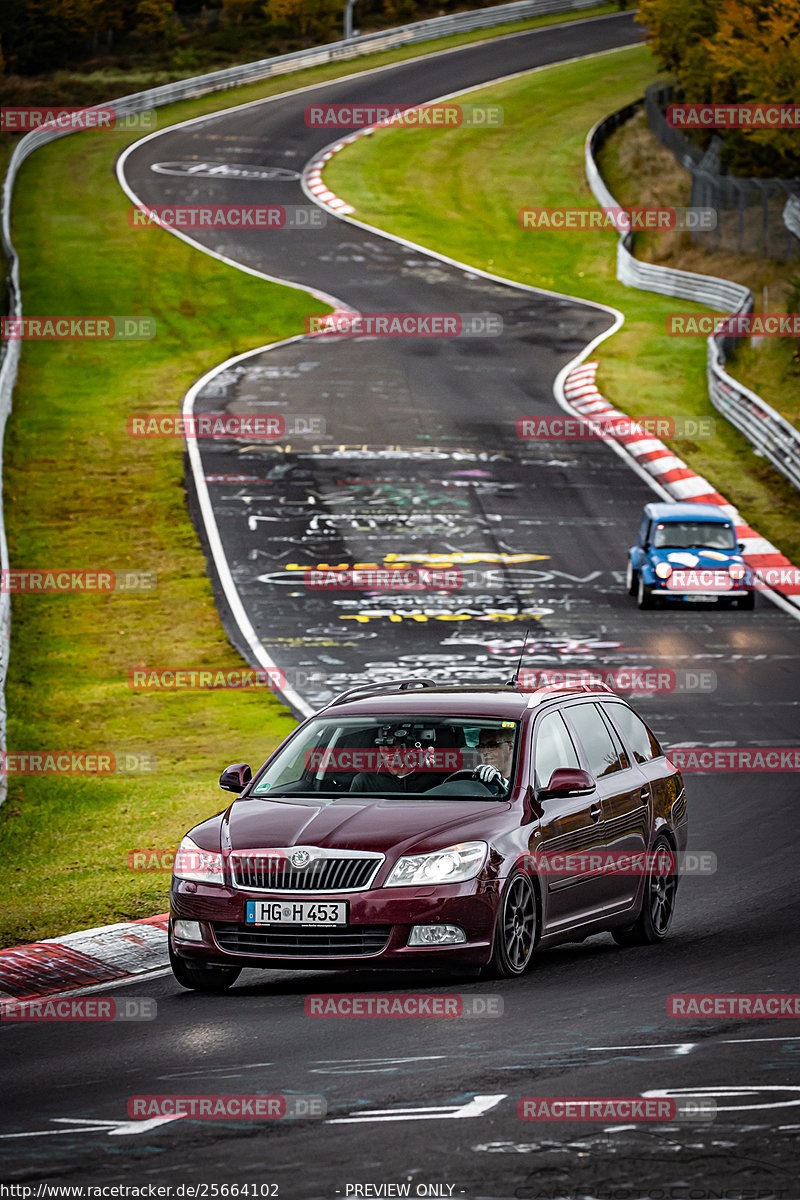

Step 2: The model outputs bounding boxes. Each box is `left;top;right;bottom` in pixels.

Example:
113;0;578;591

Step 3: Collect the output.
738;542;745;553
220;762;252;793
538;767;595;800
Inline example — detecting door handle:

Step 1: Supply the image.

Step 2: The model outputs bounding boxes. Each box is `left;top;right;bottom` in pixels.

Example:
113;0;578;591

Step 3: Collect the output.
590;804;601;821
639;787;650;804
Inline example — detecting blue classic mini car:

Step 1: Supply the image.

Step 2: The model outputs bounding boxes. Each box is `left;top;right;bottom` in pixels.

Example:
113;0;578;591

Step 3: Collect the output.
627;502;754;610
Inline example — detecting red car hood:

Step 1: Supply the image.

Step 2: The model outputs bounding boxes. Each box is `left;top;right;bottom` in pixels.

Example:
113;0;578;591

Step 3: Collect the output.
223;794;510;857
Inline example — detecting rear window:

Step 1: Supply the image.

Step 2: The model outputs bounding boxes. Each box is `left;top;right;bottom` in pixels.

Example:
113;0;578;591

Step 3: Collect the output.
605;704;663;764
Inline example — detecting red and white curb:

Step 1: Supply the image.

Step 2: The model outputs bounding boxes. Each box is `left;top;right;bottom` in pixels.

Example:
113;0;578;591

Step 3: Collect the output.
0;913;169;1007
305;135;362;214
563;362;800;606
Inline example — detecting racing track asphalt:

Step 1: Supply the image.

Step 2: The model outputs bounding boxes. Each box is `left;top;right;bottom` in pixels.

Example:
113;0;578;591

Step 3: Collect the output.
2;12;799;1195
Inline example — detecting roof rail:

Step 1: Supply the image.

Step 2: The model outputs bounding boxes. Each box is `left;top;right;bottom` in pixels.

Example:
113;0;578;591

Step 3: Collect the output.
525;680;617;706
325;677;439;708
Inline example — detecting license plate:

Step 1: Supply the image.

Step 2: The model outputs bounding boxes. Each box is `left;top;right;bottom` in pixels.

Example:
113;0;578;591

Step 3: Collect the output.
683;594;718;602
245;900;348;926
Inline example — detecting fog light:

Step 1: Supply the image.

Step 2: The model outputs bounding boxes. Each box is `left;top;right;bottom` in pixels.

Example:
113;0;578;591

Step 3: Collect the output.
173;919;203;942
408;924;466;946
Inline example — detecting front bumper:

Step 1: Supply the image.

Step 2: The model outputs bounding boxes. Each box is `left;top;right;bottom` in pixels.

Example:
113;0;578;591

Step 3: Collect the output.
170;878;498;970
651;585;747;600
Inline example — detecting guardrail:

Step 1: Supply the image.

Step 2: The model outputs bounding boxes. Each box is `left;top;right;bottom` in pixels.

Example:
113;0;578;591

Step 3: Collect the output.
585;103;800;496
784;194;800;242
643;83;799;262
0;0;607;804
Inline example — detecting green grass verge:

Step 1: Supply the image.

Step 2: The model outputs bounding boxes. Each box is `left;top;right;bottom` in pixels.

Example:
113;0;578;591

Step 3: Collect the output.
0;134;310;946
324;43;800;565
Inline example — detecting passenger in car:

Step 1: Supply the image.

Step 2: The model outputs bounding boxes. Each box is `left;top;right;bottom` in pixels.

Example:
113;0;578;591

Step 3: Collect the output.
349;729;440;793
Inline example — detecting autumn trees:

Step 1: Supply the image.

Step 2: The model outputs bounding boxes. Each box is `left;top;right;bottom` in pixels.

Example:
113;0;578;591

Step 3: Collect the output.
638;0;800;176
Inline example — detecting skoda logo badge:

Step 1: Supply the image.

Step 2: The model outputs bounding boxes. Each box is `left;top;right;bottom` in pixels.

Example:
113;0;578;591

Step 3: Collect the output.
291;849;311;868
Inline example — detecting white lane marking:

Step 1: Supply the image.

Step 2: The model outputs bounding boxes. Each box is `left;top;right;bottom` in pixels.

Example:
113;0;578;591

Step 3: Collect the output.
643;1086;800;1113
311;1054;447;1074
329;1094;506;1123
0;1116;185;1140
181;339;316;718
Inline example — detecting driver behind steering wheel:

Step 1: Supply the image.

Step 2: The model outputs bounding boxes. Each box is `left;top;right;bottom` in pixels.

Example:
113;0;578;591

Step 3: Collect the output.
473;726;514;792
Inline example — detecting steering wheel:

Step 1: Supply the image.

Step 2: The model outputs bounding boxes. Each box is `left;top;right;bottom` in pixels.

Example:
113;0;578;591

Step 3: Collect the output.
441;768;503;795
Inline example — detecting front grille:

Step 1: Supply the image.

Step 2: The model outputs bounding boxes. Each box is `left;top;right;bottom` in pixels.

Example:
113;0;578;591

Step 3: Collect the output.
212;923;392;957
230;851;381;892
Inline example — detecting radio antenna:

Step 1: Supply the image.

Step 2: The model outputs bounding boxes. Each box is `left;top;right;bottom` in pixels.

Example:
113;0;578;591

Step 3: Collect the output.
509;627;531;687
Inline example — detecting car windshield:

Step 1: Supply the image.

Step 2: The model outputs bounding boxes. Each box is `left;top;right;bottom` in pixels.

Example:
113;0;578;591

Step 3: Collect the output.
651;520;736;551
250;715;520;799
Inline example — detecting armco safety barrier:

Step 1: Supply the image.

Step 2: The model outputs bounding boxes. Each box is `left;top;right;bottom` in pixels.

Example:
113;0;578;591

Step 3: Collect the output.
784;194;800;242
585;102;800;496
0;0;603;805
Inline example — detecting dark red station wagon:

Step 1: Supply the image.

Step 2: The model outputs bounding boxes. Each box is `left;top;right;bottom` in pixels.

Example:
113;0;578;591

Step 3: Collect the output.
169;678;688;991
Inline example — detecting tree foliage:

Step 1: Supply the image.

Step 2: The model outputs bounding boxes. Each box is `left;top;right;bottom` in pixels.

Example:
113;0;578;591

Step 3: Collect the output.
638;0;800;176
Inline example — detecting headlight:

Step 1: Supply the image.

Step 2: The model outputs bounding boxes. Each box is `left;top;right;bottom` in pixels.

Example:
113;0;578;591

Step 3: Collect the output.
654;562;672;580
173;835;225;885
729;564;746;581
385;841;488;887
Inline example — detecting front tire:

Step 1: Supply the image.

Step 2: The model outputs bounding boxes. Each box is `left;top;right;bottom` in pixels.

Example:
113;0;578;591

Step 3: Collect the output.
484;872;538;978
612;837;677;946
626;561;638;596
169;922;241;993
637;574;655;610
735;590;755;610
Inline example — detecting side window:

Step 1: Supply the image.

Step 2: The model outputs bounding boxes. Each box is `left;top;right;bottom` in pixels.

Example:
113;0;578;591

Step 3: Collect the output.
597;706;630;771
605;704;663;764
565;703;626;779
639;515;651;546
533;711;580;790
